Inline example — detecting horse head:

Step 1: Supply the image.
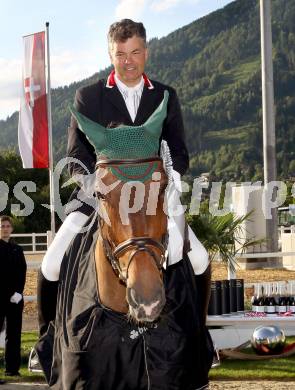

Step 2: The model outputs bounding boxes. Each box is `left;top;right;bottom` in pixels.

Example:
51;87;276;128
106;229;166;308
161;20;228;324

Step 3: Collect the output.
95;156;168;323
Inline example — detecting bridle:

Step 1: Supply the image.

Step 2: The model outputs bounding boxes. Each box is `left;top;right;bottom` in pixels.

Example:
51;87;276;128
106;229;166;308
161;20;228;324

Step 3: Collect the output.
95;156;168;284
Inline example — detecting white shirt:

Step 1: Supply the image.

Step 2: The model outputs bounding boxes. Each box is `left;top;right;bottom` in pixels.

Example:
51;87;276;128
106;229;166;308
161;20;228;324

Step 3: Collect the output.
114;74;144;122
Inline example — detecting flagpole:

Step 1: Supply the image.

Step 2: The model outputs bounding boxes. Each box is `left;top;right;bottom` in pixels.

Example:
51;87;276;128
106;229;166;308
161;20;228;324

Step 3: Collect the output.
260;0;278;263
45;22;56;238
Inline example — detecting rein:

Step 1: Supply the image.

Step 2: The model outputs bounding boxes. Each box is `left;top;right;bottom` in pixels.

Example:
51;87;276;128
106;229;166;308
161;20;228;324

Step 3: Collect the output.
96;156;168;284
96;156;162;167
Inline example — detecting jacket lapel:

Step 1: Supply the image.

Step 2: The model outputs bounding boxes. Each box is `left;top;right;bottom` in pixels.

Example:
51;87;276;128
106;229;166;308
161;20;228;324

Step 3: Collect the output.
104;84;133;124
134;85;160;125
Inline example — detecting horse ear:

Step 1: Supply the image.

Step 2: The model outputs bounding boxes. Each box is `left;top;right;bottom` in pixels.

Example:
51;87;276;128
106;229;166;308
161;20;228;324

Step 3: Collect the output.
69;105;106;151
144;90;169;138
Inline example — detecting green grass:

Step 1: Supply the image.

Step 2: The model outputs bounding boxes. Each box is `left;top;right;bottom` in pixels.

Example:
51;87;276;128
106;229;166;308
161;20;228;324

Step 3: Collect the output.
224;56;260;84
210;337;295;381
1;332;295;382
0;331;45;383
192;56;261;107
204;124;255;146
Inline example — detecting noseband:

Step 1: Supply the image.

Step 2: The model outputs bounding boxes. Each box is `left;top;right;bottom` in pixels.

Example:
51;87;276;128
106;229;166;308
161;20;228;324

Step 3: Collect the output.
96;156;168;284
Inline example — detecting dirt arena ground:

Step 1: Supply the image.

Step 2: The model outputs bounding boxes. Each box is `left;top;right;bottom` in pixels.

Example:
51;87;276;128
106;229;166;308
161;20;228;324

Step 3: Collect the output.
1;381;295;389
210;381;295;389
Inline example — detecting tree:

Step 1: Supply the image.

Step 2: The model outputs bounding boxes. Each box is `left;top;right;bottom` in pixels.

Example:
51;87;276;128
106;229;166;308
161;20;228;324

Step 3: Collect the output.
187;207;264;274
289;160;295;176
0;150;73;232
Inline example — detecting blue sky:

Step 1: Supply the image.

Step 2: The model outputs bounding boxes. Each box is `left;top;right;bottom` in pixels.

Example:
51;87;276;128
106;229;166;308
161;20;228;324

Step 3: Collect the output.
0;0;233;120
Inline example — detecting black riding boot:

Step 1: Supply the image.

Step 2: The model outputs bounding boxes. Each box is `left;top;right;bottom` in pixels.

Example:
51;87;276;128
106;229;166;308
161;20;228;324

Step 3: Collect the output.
37;269;58;337
194;263;211;327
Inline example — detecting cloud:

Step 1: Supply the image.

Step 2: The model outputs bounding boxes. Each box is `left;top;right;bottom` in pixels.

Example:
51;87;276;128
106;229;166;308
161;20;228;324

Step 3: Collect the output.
115;0;147;20
0;80;21;119
150;0;200;12
114;0;200;19
0;98;20;120
0;48;109;120
0;58;22;96
50;49;100;86
0;58;22;119
150;0;180;12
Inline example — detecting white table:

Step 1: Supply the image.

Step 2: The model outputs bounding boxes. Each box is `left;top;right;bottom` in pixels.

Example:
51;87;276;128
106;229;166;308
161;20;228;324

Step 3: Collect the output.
207;313;295;349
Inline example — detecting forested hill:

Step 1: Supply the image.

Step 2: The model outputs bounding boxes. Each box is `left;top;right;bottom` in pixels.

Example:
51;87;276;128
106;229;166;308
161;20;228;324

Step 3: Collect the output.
1;0;295;181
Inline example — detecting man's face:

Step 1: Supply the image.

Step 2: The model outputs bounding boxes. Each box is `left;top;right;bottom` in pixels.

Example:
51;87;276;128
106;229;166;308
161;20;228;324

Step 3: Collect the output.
109;35;148;87
0;220;13;241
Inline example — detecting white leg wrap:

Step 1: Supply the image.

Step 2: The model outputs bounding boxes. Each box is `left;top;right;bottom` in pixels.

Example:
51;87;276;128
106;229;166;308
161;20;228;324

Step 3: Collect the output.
41;211;89;281
167;169;209;275
167;214;185;265
187;225;209;275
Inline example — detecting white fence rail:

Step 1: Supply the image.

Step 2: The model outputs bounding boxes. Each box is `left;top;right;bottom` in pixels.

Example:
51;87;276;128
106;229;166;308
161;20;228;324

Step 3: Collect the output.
17;229;295;302
11;231;51;253
13;226;294;253
23;250;295;302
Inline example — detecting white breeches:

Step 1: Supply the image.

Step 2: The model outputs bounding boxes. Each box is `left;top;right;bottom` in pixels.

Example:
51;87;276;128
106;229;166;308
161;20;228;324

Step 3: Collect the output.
41;211;89;281
166;170;209;274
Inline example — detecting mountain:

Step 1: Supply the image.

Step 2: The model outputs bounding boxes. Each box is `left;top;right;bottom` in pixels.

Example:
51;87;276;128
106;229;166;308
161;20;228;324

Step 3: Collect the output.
1;0;295;181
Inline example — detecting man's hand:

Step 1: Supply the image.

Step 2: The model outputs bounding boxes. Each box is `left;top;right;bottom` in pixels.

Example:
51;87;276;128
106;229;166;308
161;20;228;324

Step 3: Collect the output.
10;292;22;304
172;169;182;192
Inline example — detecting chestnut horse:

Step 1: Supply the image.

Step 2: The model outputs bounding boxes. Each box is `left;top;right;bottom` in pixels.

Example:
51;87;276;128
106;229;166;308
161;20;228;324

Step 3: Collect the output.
36;154;213;390
36;93;213;389
94;155;169;323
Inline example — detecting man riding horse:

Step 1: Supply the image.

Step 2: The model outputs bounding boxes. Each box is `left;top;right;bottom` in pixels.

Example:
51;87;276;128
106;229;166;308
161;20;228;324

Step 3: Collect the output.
36;19;213;390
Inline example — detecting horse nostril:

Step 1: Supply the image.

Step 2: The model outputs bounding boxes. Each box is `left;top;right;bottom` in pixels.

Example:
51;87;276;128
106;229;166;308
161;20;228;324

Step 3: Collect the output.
130;288;138;303
127;288;139;308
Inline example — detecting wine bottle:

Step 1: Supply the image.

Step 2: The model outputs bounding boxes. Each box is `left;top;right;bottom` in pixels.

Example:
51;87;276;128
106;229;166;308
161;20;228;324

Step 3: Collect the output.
251;283;258;311
278;283;287;314
264;283;276;314
251;283;265;312
274;282;280;313
263;283;269;307
287;281;295;313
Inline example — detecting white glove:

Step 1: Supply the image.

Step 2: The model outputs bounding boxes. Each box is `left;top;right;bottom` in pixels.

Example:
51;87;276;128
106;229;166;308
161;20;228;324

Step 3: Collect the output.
10;292;23;304
172;170;182;192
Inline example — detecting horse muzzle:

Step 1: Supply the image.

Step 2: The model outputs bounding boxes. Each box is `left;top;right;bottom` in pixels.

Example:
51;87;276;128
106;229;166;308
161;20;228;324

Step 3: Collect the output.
127;287;166;323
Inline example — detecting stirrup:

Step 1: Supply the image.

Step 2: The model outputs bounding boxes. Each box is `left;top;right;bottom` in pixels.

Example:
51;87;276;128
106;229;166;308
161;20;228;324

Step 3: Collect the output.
28;347;43;373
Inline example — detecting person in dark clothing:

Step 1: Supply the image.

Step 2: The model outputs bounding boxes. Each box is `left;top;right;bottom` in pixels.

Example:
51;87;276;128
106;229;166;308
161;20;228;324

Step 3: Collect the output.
0;215;27;377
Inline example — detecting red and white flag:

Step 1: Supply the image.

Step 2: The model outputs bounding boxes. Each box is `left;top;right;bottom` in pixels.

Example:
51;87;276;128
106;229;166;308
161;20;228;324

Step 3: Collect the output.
18;31;49;168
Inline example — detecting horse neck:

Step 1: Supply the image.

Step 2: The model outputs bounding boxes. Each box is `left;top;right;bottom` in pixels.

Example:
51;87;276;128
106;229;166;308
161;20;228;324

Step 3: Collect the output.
95;235;128;313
